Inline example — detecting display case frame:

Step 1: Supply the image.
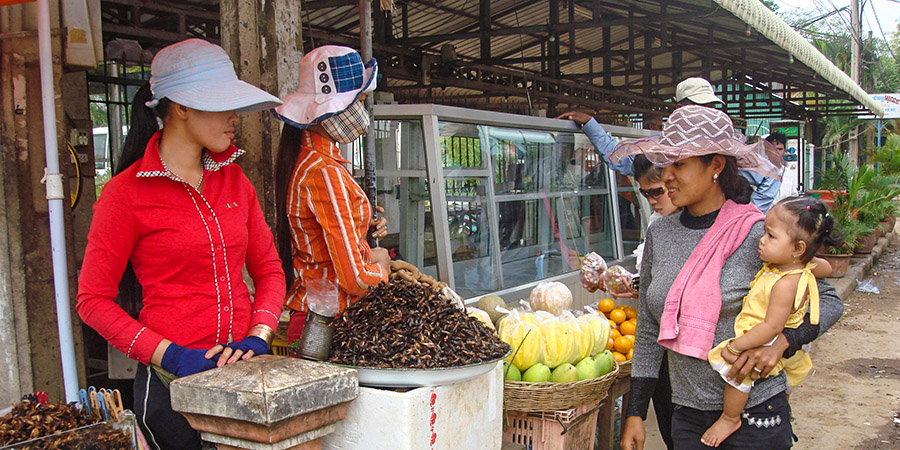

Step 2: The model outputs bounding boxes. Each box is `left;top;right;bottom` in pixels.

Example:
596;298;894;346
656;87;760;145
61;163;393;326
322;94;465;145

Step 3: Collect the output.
366;104;655;303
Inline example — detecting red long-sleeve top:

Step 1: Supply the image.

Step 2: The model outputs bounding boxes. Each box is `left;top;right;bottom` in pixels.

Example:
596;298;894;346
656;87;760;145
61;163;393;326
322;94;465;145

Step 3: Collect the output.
285;131;388;313
76;131;285;365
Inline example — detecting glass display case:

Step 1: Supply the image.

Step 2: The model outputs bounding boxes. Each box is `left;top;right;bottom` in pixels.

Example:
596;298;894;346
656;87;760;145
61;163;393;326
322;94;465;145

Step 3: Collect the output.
346;104;654;300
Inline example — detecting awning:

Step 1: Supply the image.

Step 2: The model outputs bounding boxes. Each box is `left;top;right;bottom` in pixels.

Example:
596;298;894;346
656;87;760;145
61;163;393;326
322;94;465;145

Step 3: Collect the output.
715;0;884;117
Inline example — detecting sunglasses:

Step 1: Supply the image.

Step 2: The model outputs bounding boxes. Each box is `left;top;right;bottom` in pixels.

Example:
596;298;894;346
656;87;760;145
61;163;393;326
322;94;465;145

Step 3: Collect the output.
639;187;667;199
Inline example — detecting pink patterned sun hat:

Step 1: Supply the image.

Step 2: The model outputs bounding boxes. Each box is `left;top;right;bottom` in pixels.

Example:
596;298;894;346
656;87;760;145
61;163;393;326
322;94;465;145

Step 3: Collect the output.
610;105;784;180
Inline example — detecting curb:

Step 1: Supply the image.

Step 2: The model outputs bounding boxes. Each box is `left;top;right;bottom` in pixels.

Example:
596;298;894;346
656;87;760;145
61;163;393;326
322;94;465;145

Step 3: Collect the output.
825;232;896;301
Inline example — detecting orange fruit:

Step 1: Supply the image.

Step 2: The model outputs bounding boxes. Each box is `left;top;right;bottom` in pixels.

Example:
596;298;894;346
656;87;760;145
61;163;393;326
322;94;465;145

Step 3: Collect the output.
608;319;618;329
625;334;635;344
606;337;615;351
598;298;616;314
629;318;638;325
609;309;627;324
610;329;622;341
612;352;627;363
624;306;638;320
619;321;636;336
614;336;632;354
627;349;633;360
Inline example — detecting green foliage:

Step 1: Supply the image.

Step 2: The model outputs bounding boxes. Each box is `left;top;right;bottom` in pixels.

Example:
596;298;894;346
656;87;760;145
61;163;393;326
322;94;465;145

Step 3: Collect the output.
820;152;900;253
874;134;900;175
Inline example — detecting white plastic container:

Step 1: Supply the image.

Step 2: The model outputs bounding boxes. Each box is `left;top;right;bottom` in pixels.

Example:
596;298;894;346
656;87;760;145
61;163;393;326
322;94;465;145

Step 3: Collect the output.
322;362;503;450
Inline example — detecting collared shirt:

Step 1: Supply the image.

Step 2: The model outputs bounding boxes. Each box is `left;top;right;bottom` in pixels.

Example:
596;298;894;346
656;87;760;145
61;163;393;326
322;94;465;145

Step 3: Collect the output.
285;131;388;313
76;131;285;365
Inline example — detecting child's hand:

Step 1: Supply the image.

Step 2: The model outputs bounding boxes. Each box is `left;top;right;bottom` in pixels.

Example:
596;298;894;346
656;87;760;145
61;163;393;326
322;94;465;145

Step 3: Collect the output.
721;347;738;365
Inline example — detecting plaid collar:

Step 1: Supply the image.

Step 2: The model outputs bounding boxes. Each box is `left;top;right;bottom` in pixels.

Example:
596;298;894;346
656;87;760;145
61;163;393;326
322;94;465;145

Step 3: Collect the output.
302;130;350;165
136;130;244;179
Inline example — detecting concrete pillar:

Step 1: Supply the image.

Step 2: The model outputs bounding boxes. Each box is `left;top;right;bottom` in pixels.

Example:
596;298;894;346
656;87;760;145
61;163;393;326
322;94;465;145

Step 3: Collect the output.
0;30;86;402
171;355;359;450
220;0;302;226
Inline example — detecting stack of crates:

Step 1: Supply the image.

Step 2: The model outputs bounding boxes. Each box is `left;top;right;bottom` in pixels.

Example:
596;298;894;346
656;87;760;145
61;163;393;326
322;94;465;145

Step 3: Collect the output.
502;403;600;450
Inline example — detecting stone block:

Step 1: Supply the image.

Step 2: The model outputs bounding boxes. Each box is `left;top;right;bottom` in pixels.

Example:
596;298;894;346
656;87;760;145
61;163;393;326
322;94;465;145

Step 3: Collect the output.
202;423;333;450
170;355;358;425
181;401;351;443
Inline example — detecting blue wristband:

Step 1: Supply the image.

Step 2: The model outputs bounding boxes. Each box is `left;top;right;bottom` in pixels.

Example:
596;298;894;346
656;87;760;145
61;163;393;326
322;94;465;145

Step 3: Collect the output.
225;336;270;357
160;343;218;378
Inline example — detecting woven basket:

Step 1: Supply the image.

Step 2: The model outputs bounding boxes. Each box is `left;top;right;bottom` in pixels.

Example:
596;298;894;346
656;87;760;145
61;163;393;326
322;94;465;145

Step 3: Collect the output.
616;360;632;378
503;362;619;412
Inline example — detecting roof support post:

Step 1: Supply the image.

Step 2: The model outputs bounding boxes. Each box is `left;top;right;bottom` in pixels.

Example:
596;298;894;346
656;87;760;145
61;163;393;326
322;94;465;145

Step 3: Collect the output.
479;0;490;61
220;0;302;223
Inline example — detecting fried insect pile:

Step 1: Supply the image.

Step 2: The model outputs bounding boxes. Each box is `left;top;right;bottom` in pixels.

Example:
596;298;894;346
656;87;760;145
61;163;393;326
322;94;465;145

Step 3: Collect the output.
328;279;510;368
0;400;131;449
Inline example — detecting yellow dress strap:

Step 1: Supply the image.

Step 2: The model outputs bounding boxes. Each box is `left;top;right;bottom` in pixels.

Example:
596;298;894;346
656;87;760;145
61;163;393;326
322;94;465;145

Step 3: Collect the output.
779;263;820;325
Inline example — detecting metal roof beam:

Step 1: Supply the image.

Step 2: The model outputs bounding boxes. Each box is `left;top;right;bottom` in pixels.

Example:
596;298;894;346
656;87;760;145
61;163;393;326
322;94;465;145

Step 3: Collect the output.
393;8;728;46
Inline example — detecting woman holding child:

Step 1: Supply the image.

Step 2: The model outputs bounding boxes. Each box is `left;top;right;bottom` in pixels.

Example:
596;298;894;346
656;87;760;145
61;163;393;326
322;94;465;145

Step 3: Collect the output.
613;106;845;450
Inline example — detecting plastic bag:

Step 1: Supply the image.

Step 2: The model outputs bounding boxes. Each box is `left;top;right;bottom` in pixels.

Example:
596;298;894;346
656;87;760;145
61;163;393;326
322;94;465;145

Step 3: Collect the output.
604;265;635;296
499;309;544;371
856;278;880;294
306;278;339;317
580;252;608;291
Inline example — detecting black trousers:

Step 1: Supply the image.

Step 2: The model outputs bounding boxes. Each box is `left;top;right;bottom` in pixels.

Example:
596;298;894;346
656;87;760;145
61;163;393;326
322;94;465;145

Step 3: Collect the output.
134;364;202;450
653;355;675;450
671;391;793;450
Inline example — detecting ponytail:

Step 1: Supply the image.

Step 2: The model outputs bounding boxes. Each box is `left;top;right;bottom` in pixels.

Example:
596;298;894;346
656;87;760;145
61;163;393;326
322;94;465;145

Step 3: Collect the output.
115;82;170;175
274;124;305;290
114;82;171;316
701;154;752;204
777;196;844;262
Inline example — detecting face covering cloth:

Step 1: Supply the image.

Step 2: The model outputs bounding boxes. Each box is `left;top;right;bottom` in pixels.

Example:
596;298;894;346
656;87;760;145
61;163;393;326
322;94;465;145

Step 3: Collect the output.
321;100;370;144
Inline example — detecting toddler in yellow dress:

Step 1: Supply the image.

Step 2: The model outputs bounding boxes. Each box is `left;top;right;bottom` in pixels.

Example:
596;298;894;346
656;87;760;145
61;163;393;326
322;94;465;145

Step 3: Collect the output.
702;196;842;447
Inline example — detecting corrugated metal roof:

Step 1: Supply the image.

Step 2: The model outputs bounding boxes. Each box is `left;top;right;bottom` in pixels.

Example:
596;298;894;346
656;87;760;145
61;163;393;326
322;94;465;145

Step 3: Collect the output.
301;0;880;118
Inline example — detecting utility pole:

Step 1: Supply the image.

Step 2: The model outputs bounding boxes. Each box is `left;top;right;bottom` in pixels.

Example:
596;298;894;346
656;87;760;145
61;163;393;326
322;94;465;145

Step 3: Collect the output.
849;0;860;163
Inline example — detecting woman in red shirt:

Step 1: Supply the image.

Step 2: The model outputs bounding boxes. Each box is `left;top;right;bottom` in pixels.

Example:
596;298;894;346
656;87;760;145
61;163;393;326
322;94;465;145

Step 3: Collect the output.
76;39;285;450
272;46;391;342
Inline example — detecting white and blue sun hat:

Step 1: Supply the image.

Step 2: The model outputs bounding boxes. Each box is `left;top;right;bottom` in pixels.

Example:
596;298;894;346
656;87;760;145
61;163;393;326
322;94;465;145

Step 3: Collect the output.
273;45;378;129
146;38;282;113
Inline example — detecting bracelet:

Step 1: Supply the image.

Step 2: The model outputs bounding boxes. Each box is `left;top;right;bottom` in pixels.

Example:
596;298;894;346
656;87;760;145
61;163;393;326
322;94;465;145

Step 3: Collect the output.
248;324;275;346
725;339;742;357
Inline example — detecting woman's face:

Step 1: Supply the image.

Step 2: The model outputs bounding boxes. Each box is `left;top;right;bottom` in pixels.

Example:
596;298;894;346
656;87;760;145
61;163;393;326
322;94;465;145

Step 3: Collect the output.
660;156;724;214
637;177;679;216
183;108;239;153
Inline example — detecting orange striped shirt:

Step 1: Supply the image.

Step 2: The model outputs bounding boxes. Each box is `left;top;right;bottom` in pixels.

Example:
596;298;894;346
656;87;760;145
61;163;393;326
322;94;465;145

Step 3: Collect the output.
286;131;388;313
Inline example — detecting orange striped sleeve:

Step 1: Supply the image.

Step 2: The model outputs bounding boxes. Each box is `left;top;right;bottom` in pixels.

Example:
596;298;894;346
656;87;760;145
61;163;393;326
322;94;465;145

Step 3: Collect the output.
304;164;387;297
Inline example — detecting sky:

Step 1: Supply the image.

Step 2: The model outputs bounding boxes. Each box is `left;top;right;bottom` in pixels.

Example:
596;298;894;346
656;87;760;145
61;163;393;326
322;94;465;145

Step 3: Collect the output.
775;0;900;42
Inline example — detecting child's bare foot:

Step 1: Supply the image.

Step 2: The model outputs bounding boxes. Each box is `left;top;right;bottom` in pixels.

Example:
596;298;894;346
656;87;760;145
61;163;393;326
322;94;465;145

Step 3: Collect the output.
701;414;741;447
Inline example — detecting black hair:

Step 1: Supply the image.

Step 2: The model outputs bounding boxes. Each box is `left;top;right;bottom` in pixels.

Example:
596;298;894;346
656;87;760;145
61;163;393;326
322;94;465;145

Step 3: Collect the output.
774;196;843;262
765;132;787;147
632;154;662;183
113;82;172;317
699;154;752;204
274;124;305;290
115;82;171;176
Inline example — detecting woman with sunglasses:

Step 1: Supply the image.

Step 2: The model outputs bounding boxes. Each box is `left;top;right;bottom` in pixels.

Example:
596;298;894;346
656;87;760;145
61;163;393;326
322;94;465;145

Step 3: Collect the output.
613;106;844;450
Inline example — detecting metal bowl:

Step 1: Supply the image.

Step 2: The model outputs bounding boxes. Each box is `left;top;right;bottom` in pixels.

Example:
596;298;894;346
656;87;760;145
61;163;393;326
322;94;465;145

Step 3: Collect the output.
333;348;511;388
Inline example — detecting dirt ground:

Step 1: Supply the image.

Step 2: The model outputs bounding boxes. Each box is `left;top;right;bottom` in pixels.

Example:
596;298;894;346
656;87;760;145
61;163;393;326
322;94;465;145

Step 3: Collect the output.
789;246;900;449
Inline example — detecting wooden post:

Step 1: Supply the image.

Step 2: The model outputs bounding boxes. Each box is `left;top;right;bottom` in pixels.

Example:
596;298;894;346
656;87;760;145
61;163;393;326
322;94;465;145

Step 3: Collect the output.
220;0;302;226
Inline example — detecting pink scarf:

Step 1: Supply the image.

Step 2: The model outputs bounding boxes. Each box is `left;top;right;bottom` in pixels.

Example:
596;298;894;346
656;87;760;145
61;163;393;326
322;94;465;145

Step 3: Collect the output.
657;200;764;360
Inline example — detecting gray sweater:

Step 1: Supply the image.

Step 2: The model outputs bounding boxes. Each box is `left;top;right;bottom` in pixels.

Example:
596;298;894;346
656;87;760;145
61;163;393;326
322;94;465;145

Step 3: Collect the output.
633;209;843;411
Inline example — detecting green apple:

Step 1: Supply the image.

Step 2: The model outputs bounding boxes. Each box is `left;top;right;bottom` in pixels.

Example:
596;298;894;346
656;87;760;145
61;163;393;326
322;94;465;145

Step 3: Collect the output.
576;357;600;380
522;363;551;382
550;363;579;383
594;350;615;376
504;362;522;381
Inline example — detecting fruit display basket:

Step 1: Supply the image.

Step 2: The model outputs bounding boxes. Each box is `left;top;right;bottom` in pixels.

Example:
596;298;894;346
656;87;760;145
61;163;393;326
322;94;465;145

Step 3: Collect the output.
503;362;618;412
502;402;600;450
616;360;632;379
